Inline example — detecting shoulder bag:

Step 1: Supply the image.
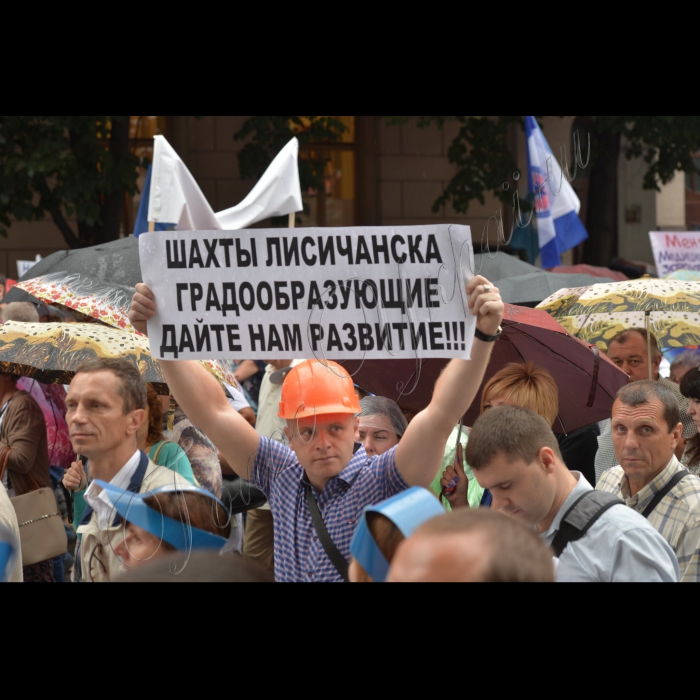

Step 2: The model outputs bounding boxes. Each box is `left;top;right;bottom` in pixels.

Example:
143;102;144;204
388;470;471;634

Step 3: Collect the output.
0;446;67;566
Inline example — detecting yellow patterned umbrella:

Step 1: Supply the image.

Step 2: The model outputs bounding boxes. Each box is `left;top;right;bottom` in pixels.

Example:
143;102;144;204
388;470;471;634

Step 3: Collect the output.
0;322;226;395
536;278;700;354
14;272;238;389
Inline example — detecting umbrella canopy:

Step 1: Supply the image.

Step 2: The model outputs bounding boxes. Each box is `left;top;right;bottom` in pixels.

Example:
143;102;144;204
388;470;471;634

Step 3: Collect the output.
11;272;237;388
548;264;628;282
497;271;614;305
536;278;700;351
16;271;135;329
0;322;236;394
343;304;628;433
472;252;542;281
0;321;168;390
3;236;140;306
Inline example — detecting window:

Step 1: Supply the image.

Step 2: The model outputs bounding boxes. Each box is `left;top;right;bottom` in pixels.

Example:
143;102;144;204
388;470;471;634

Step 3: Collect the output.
297;116;356;227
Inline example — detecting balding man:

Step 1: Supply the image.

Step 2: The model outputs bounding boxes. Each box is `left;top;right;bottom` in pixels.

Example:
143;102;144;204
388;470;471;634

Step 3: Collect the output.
387;508;555;582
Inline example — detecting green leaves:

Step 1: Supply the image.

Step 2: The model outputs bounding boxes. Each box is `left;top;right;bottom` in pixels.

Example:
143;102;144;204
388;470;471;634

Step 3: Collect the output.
0;116;140;248
234;116;348;191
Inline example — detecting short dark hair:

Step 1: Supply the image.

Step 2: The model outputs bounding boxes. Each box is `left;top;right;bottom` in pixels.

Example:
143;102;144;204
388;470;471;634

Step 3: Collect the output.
608;327;661;362
465;405;562;471
416;508;555;582
73;358;146;414
615;380;680;432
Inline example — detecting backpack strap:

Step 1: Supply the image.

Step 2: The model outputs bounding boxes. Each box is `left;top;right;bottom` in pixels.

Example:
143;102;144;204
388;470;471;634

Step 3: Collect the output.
304;482;349;582
550;490;624;558
641;470;689;519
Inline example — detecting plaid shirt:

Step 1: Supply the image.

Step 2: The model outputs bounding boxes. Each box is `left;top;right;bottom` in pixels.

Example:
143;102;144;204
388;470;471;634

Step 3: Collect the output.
252;437;409;582
596;456;700;582
594;377;697;483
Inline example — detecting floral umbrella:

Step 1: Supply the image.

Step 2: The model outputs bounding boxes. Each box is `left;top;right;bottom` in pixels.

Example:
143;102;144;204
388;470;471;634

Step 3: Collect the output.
14;272;237;388
536;278;700;353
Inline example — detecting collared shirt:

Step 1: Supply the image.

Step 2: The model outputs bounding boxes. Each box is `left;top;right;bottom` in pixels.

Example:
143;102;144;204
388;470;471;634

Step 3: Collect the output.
252;437;409;582
594;377;696;483
84;450;140;530
540;472;679;582
597;456;700;582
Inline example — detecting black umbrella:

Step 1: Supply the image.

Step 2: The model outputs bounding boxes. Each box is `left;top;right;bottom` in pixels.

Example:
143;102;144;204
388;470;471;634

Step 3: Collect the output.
4;237;140;305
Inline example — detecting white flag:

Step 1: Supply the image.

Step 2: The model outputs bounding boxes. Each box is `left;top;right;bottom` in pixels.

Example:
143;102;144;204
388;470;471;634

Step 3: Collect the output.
147;135;220;229
147;135;302;231
216;137;302;229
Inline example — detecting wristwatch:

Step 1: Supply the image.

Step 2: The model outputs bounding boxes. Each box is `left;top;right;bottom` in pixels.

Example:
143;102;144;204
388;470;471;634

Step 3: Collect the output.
474;325;502;342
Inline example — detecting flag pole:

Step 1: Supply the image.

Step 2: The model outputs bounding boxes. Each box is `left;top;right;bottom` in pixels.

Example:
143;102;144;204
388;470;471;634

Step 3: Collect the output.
148;221;155;232
288;212;295;229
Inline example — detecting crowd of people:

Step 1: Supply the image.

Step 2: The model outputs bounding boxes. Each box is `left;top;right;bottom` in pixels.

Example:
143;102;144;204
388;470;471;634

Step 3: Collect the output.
2;269;700;583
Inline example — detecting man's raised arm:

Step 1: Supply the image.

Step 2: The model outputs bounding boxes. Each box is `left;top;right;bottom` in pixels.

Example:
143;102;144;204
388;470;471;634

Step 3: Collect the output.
129;283;260;480
395;275;503;488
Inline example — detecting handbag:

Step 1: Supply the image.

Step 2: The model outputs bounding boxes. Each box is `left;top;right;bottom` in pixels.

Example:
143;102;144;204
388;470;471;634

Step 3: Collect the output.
0;446;68;567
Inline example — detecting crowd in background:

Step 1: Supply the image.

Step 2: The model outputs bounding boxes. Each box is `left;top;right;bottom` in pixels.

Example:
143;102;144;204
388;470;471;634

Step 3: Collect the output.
2;271;700;583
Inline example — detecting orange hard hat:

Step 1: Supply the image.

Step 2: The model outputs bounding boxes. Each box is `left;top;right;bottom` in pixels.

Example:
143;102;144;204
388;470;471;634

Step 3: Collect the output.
278;359;361;420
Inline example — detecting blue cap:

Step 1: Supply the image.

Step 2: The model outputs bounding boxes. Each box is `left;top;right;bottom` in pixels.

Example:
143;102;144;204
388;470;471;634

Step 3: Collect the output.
0;523;19;582
93;480;229;551
350;486;445;582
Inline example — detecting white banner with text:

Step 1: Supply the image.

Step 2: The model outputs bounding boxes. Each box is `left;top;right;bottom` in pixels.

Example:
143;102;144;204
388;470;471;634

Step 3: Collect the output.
139;224;476;361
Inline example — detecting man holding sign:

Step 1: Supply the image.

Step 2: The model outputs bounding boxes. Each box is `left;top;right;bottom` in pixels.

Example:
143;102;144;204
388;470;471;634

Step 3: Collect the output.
130;271;503;582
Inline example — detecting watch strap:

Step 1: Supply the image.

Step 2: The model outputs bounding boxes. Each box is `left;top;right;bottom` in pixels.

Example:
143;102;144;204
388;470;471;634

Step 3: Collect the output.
474;326;502;342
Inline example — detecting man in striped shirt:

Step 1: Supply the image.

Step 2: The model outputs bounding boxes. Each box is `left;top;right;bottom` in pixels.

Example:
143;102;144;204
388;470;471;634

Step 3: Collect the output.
130;275;504;581
596;380;700;582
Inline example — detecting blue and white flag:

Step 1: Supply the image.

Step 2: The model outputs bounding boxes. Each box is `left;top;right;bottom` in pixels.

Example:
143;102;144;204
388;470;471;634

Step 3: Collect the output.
525;116;588;267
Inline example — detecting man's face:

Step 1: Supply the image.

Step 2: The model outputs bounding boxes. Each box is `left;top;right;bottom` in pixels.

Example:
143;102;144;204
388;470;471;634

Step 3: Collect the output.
358;413;400;457
472;450;556;531
387;532;490;582
285;413;358;486
66;371;144;459
611;397;681;487
608;333;660;382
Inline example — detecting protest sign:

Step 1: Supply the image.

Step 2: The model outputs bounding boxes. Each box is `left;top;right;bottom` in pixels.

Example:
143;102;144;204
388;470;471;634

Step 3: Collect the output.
139;224;476;361
649;231;700;277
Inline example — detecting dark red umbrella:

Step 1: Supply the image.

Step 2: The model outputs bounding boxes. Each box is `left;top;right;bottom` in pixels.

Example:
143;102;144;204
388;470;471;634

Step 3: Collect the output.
344;304;628;433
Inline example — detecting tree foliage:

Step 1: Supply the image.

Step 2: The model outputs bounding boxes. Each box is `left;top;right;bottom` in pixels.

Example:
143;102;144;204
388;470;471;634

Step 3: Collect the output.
390;116;700;210
389;116;700;266
234;116;348;192
0;116;140;249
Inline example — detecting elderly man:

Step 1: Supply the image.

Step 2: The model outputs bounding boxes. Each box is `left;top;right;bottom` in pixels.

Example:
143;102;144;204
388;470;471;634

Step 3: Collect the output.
669;350;700;384
596;381;700;582
130;275;504;582
595;328;697;482
62;358;189;582
460;406;679;582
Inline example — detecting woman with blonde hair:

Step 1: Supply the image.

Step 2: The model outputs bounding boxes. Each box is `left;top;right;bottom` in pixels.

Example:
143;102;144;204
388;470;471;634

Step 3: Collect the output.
441;362;598;505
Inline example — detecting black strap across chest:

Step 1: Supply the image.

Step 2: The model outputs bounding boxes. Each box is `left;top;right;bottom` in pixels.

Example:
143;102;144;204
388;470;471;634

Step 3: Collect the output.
550;490;624;558
640;470;689;519
305;483;349;582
